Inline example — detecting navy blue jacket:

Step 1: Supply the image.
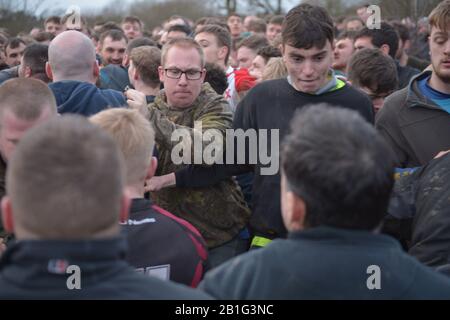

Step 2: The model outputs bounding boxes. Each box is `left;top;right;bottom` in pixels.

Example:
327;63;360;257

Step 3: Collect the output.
0;238;211;299
199;227;450;299
49;80;126;116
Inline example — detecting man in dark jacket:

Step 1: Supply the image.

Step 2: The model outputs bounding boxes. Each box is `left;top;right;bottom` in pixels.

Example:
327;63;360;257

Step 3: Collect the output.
199;104;450;299
47;30;126;116
0;115;211;299
387;152;450;276
376;1;450;168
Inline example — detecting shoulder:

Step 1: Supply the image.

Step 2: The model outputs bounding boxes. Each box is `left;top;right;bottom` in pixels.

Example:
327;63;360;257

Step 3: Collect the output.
376;87;409;125
99;88;126;105
199;248;268;299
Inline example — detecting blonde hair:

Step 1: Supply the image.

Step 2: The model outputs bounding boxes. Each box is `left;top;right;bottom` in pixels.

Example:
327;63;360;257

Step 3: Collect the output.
429;0;450;32
262;57;288;81
90;109;155;186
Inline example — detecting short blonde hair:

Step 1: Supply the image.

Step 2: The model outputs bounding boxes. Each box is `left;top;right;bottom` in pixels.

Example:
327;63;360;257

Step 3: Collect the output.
161;37;205;68
262;57;288;81
429;0;450;32
90;109;155;186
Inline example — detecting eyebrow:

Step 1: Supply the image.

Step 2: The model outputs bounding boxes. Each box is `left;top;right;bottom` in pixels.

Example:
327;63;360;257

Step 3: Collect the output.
433;32;448;37
289;50;327;58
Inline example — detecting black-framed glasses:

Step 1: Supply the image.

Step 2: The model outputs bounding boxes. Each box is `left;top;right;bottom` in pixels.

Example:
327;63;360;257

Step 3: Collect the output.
164;68;203;80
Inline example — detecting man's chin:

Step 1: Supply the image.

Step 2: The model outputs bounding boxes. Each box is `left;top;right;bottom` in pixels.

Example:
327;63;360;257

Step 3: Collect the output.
433;67;450;83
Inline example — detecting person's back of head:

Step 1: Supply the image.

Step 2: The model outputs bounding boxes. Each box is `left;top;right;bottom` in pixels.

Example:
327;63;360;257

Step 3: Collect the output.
166;24;192;40
257;45;282;63
282;3;334;49
96;21;122;36
247;18;267;35
90;109;155;188
347;48;398;112
281;104;394;232
204;62;228;94
237;34;269;51
261;57;287;81
126;37;157;54
2;115;127;240
354;22;399;59
47;30;97;82
129;46;161;89
19;43;50;83
0;78;57;161
32;31;55;44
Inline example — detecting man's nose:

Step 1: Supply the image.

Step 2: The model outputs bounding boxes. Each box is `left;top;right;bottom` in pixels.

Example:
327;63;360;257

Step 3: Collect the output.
178;72;188;85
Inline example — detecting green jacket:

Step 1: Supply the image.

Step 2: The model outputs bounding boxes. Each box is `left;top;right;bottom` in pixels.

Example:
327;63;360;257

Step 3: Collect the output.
147;83;251;248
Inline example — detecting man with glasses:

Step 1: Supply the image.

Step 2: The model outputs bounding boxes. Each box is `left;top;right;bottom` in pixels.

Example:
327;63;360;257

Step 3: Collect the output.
135;38;251;268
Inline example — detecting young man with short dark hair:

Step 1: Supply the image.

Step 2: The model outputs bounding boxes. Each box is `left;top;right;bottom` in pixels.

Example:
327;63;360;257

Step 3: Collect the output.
347;48;398;113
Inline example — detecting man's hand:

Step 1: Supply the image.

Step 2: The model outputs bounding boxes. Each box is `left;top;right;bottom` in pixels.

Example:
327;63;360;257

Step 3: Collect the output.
124;89;149;117
144;173;176;192
434;150;450;159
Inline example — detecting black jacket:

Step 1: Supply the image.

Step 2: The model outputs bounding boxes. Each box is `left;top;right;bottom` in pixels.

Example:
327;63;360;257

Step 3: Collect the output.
122;199;208;287
389;154;450;275
0;238;211;299
200;227;450;299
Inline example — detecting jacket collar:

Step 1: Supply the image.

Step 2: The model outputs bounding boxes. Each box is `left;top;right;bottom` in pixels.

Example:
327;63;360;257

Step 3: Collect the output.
0;237;129;287
406;70;443;110
288;226;401;249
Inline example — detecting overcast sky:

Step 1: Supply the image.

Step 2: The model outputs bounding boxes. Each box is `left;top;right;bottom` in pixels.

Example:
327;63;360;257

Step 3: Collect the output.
34;0;306;16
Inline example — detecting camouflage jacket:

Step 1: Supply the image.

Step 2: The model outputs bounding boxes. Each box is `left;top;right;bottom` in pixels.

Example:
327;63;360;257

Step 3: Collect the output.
147;83;251;248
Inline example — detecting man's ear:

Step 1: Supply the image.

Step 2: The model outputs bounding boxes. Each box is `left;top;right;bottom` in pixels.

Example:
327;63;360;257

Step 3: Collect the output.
1;196;14;234
380;44;390;56
122;53;130;67
288;193;307;231
93;60;100;78
218;46;228;62
145;156;158;180
96;43;102;55
119;189;131;224
133;69;139;81
24;66;32;78
158;66;165;82
45;62;53;80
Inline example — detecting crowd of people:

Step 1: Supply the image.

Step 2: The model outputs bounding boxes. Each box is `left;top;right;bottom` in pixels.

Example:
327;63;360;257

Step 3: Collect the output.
0;0;449;299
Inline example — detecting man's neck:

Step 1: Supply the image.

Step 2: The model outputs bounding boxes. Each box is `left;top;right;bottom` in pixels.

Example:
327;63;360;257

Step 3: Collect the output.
134;82;159;96
429;71;450;94
126;184;145;199
398;51;408;67
53;76;95;84
218;61;227;71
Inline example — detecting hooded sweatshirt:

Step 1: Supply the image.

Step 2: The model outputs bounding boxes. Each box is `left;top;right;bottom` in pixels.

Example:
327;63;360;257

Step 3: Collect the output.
49;80;126;116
